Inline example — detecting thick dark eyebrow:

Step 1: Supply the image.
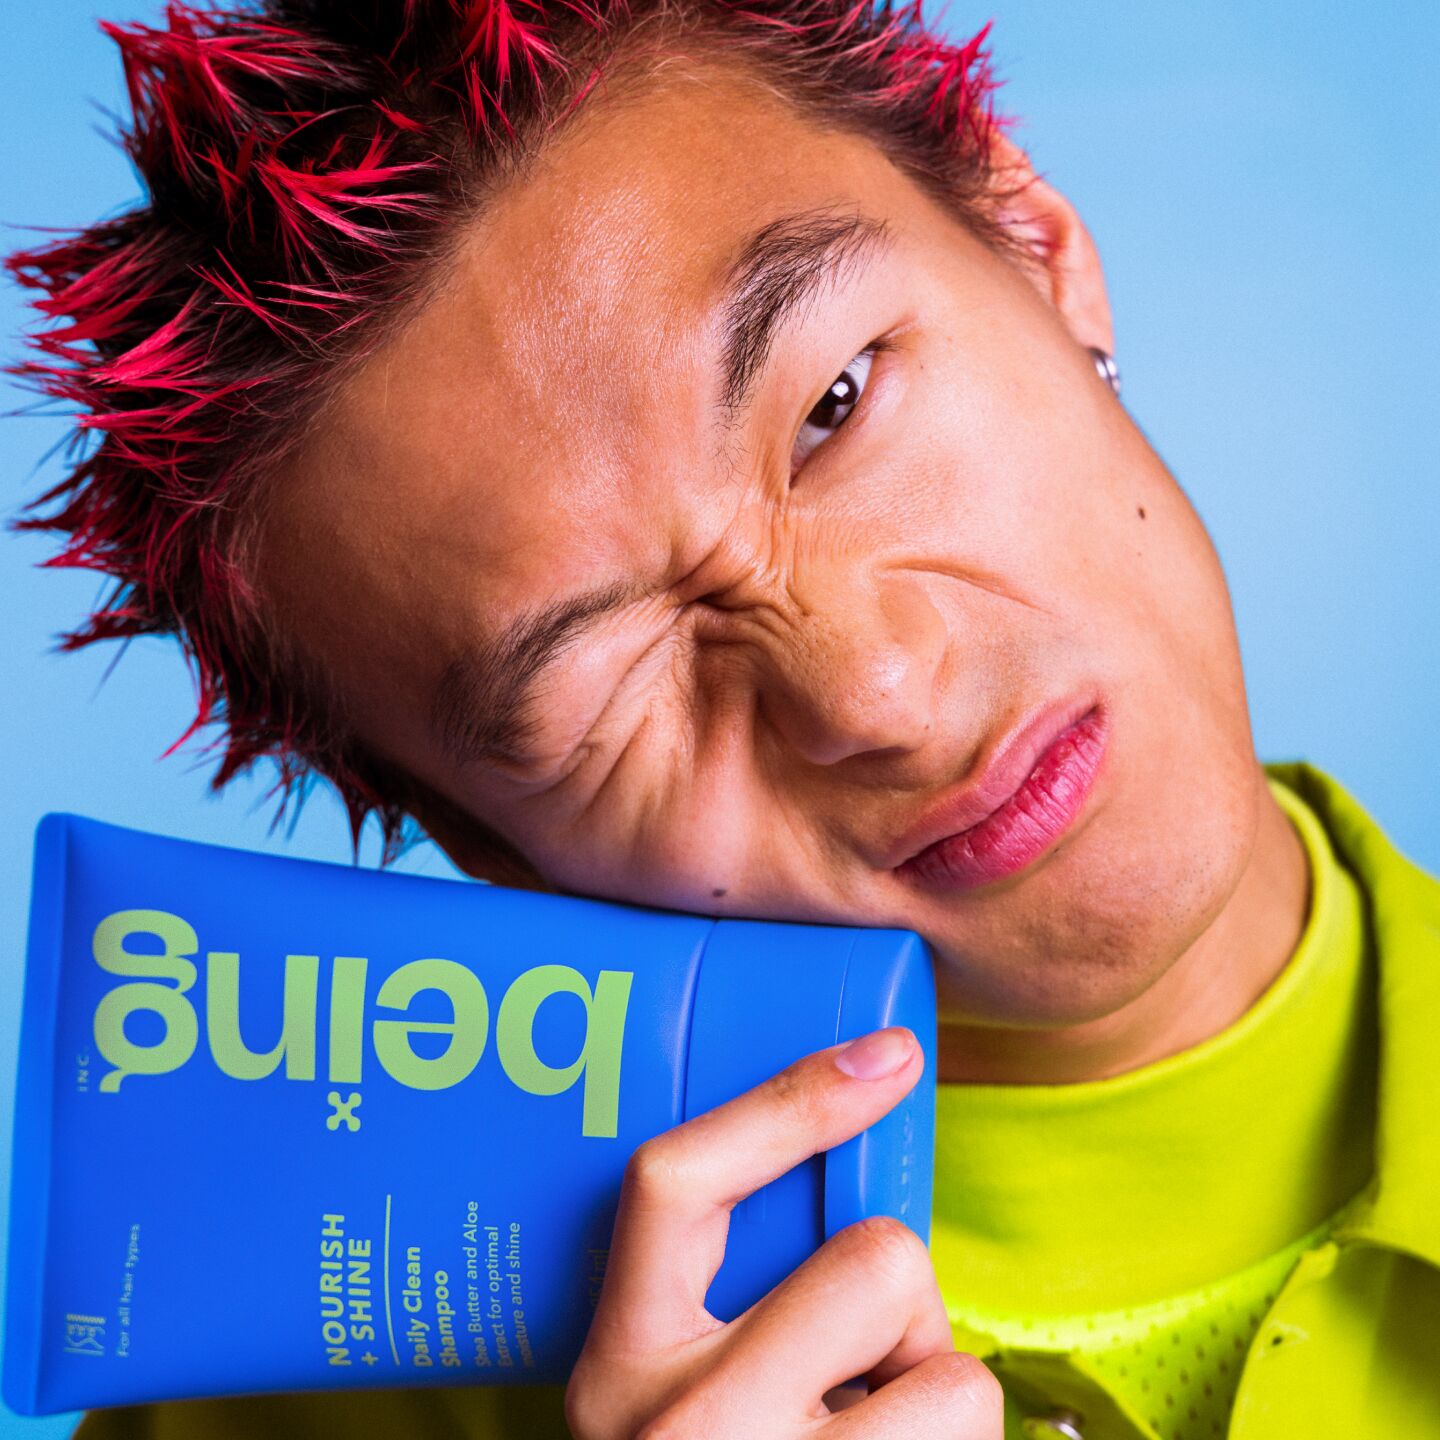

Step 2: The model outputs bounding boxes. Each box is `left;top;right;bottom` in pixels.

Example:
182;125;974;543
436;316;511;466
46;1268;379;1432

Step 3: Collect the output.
716;208;894;424
430;209;892;768
431;580;640;767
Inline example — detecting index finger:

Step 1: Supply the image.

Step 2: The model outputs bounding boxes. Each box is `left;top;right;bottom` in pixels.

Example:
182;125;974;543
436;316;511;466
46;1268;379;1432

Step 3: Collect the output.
589;1026;923;1352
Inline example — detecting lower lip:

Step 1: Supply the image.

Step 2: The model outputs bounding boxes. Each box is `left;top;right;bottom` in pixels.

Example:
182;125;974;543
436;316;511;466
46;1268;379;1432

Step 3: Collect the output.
898;705;1110;892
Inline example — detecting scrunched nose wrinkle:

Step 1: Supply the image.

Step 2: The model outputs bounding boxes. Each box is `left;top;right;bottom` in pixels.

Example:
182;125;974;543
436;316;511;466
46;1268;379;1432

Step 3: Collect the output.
758;595;942;767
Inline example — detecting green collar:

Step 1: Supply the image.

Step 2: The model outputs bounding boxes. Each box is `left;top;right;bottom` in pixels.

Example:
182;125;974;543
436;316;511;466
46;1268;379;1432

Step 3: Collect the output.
1263;761;1440;1270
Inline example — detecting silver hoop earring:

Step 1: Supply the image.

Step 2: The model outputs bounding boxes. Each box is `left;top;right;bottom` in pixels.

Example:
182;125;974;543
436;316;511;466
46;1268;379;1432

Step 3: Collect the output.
1090;347;1121;398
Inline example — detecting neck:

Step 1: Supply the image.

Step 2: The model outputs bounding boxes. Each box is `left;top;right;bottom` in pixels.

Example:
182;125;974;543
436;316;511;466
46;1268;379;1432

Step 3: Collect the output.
935;767;1311;1084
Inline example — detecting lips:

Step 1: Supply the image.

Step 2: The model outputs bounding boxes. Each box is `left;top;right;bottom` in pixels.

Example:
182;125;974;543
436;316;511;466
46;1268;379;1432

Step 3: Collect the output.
892;698;1109;891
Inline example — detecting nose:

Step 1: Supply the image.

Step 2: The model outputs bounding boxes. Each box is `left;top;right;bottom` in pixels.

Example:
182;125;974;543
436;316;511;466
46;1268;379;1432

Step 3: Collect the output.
758;574;944;767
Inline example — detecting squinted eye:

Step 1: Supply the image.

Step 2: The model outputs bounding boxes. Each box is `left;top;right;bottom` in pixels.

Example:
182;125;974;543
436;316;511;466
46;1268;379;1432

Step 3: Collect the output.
792;348;876;469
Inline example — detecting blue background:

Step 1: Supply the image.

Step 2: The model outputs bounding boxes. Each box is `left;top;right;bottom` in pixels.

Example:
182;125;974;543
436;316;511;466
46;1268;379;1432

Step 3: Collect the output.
2;2;1436;1434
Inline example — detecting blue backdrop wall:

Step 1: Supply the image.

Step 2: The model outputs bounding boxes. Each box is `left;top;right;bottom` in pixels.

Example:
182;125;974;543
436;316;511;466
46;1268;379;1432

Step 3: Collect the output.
2;2;1436;1434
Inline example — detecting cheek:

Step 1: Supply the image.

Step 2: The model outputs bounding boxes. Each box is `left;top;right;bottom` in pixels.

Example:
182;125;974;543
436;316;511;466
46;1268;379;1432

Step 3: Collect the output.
523;715;848;919
908;335;1248;734
530;780;757;910
875;352;1125;598
1106;459;1250;744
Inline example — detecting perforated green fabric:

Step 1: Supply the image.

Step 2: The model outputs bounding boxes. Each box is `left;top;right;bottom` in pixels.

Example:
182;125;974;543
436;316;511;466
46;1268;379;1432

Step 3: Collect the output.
946;1198;1368;1439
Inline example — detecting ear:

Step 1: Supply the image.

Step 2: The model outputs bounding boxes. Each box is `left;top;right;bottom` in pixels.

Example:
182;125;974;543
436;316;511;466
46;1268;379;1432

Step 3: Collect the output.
988;134;1115;355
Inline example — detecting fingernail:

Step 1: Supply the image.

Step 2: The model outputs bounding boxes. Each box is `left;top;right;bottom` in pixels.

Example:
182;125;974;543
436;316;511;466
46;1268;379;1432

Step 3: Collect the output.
834;1027;914;1080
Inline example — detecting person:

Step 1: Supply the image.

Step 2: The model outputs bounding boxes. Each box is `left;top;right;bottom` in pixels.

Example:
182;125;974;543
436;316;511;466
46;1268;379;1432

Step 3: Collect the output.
10;0;1437;1436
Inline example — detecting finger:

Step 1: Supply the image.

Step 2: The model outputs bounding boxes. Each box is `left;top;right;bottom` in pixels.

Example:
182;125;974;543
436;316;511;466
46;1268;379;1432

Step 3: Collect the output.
728;1215;953;1397
822;1351;1006;1439
591;1026;923;1351
695;1214;955;1421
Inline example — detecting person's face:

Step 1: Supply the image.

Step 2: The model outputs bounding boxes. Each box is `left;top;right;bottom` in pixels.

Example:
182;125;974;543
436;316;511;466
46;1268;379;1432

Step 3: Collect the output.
261;63;1263;1029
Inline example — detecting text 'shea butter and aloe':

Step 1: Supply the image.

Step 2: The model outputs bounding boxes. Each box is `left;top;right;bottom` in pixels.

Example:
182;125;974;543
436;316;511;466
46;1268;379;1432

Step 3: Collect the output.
3;815;936;1414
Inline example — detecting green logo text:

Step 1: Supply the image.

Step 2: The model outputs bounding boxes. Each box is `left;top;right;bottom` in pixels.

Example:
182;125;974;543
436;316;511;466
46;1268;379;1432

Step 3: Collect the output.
90;909;633;1137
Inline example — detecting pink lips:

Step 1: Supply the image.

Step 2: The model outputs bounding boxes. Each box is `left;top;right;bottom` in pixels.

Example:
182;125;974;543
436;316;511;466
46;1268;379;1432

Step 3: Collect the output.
895;702;1110;892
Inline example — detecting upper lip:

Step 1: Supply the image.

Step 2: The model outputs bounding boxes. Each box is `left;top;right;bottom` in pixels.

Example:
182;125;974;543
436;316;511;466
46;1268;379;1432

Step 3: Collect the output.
887;693;1102;869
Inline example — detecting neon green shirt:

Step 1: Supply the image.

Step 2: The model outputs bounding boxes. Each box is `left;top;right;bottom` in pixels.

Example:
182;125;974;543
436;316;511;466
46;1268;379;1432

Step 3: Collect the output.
931;770;1377;1439
73;762;1440;1439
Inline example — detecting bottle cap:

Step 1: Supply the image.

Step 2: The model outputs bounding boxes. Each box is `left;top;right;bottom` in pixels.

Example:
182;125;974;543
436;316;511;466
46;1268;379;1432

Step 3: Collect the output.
684;921;936;1320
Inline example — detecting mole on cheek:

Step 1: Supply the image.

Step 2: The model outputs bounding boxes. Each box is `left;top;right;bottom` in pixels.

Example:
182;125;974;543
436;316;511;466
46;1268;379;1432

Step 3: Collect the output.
712;887;728;897
1137;505;1147;519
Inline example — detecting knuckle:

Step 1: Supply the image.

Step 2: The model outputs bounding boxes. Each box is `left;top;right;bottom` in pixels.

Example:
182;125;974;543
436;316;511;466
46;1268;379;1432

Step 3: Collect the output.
564;1353;656;1440
634;1407;704;1440
561;1374;596;1440
765;1057;824;1129
623;1134;692;1208
837;1213;927;1282
562;1356;612;1440
931;1351;1005;1414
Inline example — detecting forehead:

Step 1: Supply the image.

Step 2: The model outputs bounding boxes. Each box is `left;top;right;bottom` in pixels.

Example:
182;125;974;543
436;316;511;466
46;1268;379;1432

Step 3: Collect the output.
273;64;921;664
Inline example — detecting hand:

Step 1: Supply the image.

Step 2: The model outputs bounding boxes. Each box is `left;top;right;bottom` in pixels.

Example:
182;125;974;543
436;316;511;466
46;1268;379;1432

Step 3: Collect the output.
565;1025;1004;1439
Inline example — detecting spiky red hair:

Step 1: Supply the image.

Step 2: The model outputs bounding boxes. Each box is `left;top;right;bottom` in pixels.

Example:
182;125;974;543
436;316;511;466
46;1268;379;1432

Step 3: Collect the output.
9;0;1005;862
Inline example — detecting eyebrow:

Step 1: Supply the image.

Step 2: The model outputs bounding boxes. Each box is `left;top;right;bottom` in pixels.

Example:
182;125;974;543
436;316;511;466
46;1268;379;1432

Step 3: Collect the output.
431;579;642;767
716;208;894;423
431;208;893;768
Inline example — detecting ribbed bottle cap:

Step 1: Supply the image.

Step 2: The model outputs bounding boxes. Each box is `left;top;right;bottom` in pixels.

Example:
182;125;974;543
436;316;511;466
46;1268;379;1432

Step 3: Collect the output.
684;921;935;1321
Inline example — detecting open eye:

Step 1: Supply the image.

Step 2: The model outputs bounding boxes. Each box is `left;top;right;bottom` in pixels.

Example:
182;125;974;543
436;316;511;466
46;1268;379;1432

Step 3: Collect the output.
791;348;877;470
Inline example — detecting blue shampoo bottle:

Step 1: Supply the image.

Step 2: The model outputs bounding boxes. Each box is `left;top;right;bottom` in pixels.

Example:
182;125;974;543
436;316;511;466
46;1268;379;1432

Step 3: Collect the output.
2;814;935;1415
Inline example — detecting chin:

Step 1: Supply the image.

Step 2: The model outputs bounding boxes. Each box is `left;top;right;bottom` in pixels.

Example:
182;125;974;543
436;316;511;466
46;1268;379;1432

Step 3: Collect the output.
919;787;1253;1031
